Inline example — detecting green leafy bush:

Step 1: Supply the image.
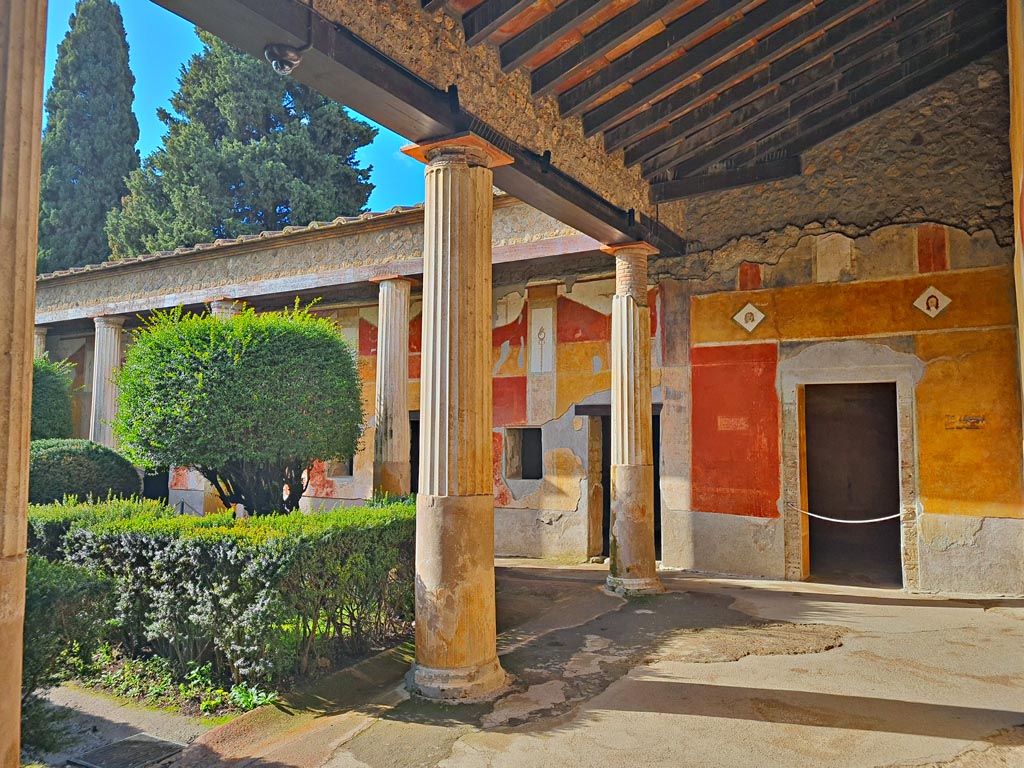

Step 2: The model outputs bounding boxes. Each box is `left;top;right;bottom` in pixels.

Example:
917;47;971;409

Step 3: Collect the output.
31;356;75;440
22;555;112;751
114;305;363;516
27;497;173;560
31;500;415;686
28;439;142;504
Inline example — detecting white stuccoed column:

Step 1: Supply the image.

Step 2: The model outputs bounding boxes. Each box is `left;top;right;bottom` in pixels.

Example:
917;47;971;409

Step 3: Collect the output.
0;0;48;759
34;326;48;358
401;133;511;701
89;315;125;448
604;242;664;596
372;276;413;496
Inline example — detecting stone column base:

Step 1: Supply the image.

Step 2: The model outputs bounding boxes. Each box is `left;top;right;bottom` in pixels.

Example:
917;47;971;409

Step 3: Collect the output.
406;656;508;702
606;574;665;596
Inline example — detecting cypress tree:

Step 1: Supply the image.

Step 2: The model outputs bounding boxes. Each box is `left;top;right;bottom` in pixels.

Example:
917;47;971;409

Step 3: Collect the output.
107;31;376;258
38;0;140;273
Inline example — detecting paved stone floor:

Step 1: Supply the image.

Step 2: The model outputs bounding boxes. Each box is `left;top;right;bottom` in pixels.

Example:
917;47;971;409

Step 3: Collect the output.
157;562;1024;768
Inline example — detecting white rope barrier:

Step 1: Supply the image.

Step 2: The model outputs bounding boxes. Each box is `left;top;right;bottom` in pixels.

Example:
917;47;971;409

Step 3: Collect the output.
786;502;905;525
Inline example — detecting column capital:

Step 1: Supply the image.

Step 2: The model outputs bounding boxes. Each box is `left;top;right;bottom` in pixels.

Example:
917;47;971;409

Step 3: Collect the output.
401;132;514;169
369;273;419;287
600;241;660;258
92;315;126;329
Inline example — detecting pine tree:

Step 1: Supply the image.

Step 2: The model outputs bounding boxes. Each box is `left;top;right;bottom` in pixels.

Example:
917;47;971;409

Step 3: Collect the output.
38;0;139;273
107;31;377;258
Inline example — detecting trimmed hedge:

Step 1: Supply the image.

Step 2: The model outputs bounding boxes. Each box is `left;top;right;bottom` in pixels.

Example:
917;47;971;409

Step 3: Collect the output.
30;499;416;685
31;356;75;441
28;497;175;560
29;439;142;504
22;555;111;751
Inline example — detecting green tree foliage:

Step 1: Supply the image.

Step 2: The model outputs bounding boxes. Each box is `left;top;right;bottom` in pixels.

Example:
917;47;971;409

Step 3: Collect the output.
114;305;363;515
31;356;75;440
29;439;142;504
38;0;140;273
107;31;376;258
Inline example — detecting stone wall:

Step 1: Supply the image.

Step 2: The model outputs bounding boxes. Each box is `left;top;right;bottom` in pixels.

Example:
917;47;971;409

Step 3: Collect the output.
662;55;1015;256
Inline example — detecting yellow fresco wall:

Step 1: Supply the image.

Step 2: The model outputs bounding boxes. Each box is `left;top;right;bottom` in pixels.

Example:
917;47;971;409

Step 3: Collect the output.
692;264;1023;520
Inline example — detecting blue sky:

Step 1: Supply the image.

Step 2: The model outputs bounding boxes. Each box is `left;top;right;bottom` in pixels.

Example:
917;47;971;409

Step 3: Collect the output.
44;0;423;212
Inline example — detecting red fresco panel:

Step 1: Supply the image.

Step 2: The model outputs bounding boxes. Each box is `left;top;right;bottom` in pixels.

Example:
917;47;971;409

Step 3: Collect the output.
493;310;527;347
493;376;528;427
557;296;611;343
359;318;377;356
691;343;780;518
917;223;948;273
409;313;422;353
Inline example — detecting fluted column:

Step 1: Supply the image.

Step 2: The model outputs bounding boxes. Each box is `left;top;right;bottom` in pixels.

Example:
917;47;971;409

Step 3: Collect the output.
34;326;48;358
373;277;413;496
401;133;512;701
89;316;125;448
210;297;243;319
604;242;663;595
0;0;48;761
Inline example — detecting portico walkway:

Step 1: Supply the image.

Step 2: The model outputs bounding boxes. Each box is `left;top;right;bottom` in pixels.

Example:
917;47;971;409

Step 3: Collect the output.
152;563;1024;768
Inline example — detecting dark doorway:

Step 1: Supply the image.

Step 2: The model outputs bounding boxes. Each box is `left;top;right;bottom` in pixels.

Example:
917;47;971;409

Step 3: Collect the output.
804;383;902;587
142;468;169;503
599;413;661;559
409;413;420;495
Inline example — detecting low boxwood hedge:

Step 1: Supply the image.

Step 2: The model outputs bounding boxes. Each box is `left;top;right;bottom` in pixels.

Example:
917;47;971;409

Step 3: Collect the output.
29;439;142;504
29;499;416;685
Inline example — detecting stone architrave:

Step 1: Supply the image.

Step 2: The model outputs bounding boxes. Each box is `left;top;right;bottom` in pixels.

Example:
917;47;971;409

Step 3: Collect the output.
603;242;664;596
89;315;125;448
0;1;48;761
372;276;413;496
401;133;512;701
34;326;48;358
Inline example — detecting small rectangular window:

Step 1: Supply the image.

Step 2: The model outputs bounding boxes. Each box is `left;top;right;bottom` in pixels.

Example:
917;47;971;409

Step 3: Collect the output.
325;457;353;478
505;427;543;480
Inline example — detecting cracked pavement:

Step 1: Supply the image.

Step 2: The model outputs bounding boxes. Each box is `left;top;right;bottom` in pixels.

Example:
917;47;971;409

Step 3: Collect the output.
156;562;1023;768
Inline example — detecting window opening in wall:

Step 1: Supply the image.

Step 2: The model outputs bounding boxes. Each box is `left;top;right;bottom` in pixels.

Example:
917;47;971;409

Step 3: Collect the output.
506;427;543;480
325;457;353;478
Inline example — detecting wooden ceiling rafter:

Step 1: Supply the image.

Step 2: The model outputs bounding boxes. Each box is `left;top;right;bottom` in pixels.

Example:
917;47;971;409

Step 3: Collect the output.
499;0;621;71
463;0;539;46
655;3;1002;179
434;0;1006;203
563;0;811;123
530;0;699;96
616;0;901;163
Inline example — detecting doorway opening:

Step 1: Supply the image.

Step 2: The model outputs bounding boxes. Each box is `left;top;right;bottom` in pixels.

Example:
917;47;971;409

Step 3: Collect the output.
598;412;661;559
803;383;902;588
409;412;420;495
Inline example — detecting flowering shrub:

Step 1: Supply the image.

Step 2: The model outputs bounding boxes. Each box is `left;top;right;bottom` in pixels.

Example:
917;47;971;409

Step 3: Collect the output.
29;499;415;685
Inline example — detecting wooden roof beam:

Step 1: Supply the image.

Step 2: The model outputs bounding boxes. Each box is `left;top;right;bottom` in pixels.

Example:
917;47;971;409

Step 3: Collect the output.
618;0;908;163
648;156;802;202
642;0;985;178
500;0;619;72
531;0;699;97
561;0;807;122
463;0;538;46
672;14;1004;178
737;28;1006;167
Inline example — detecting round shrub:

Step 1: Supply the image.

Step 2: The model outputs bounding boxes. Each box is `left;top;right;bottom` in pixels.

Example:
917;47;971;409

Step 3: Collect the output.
32;356;75;440
29;439;142;504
